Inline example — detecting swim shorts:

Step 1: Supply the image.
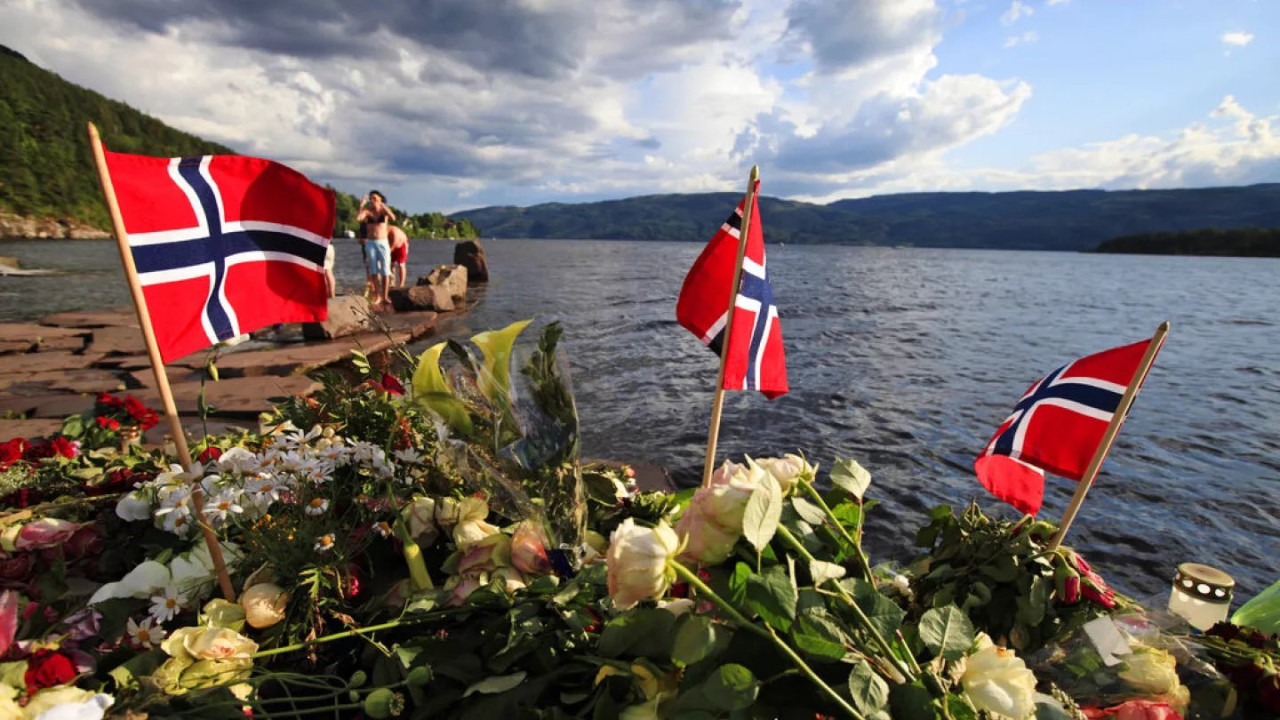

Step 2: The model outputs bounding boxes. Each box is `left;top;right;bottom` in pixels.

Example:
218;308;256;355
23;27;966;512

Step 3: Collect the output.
365;239;391;277
324;243;336;271
390;241;407;264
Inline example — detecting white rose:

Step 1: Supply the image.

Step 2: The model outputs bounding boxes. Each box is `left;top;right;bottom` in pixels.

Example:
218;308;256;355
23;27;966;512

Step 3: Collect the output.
26;688;113;720
674;463;755;565
753;454;815;496
962;633;1037;720
115;492;152;522
402;496;439;546
240;583;290;629
606;519;680;609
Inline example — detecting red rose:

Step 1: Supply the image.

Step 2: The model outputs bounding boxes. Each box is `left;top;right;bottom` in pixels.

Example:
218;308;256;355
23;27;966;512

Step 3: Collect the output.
62;525;105;562
50;437;78;459
0;488;43;509
22;441;55;461
380;372;405;395
199;446;224;463
0;438;27;468
95;416;121;431
0;552;35;583
24;649;78;692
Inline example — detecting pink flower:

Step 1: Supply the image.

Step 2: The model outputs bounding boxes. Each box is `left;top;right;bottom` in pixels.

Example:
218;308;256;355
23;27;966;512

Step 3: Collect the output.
1082;700;1183;720
511;521;552;576
0;590;19;658
0;552;35;583
14;518;83;552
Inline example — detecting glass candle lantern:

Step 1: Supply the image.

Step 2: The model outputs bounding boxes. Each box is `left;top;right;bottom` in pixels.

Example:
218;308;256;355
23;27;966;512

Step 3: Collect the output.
1168;563;1234;631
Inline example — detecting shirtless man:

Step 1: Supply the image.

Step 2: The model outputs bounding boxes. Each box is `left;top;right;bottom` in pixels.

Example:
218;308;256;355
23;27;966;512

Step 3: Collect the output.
355;190;396;309
389;225;409;288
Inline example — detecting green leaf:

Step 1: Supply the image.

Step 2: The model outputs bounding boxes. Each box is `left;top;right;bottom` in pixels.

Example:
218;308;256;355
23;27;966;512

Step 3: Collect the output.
830;457;872;500
919;605;975;661
889;680;937;720
703;664;759;711
743;474;784;552
411;342;474;435
746;565;797;631
1233;577;1280;633
672;615;717;666
470;318;533;407
790;496;826;525
598;608;677;658
793;613;849;660
463;671;528;697
727;562;752;610
850;581;906;643
107;649;166;691
847;658;890;714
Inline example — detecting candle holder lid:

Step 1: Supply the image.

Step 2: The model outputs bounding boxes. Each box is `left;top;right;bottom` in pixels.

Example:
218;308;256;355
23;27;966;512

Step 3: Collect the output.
1174;563;1234;604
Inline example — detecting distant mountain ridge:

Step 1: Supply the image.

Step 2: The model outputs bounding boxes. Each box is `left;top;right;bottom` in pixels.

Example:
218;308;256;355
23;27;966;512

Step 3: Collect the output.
458;183;1280;251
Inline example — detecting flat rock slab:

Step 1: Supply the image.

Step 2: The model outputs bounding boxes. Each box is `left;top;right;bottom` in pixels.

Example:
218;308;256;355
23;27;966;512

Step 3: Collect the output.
131;376;324;418
84;326;147;356
0;351;105;376
5;368;128;395
0;417;67;441
40;309;139;329
0;323;89;343
0;392;96;420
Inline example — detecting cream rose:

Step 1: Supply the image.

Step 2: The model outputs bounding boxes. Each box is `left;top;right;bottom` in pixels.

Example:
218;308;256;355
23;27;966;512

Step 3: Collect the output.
961;633;1036;719
240;583;290;630
181;626;259;660
606;519;680;609
674;461;756;565
402;496;439;546
511;521;552;575
753;453;815;496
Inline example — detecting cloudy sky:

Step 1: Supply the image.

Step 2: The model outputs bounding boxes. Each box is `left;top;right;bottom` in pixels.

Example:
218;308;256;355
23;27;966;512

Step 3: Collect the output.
2;0;1277;212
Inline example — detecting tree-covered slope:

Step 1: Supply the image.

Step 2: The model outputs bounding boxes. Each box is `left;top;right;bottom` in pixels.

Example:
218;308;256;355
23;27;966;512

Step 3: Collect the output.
1092;227;1280;257
0;45;480;239
0;46;235;230
461;184;1280;251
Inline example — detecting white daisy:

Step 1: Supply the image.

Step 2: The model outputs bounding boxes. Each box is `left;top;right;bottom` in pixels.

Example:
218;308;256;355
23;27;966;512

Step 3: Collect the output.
394;447;425;465
126;616;166;648
372;520;394;538
314;534;337;553
205;489;244;525
305;498;330;517
149;585;185;623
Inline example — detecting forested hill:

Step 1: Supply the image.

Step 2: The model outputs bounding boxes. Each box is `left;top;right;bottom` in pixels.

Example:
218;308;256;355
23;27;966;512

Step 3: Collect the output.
0;46;235;230
1092;227;1280;257
460;183;1280;251
0;45;479;239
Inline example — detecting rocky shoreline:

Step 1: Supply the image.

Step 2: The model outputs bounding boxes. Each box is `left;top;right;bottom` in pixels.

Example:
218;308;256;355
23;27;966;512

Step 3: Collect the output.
0;211;111;240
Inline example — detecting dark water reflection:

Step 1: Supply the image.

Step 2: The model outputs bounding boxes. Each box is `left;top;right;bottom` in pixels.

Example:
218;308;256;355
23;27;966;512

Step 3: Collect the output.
2;238;1277;600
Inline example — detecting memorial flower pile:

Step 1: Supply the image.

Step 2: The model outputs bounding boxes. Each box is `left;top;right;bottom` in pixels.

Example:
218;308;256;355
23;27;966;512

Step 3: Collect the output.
0;320;1273;719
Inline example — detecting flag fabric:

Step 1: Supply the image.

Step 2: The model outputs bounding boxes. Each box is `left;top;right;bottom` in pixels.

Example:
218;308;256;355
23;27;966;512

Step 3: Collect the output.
676;183;788;399
103;151;335;363
974;338;1161;515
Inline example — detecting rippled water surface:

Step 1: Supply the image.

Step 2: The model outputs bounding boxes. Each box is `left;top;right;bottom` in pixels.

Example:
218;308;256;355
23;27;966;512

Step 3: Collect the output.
2;238;1277;600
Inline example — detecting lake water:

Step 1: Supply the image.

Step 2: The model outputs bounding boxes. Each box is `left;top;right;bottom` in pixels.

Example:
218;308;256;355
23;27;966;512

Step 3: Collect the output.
1;237;1277;601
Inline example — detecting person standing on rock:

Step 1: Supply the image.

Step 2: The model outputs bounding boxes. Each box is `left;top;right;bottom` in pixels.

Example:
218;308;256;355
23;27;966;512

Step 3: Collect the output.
389;225;410;288
356;190;395;310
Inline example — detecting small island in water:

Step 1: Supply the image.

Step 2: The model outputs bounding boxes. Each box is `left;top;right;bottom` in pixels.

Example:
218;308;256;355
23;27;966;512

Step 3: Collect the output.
1092;227;1280;257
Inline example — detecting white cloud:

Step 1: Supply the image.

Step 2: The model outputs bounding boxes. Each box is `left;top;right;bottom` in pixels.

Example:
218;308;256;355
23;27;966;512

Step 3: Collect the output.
1001;1;1034;26
1046;0;1071;6
1004;31;1039;48
1222;31;1255;48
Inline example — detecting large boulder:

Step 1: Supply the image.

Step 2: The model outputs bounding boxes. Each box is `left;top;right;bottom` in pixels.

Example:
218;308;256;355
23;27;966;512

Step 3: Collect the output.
301;295;373;340
389;285;454;312
453;240;489;284
417;264;468;304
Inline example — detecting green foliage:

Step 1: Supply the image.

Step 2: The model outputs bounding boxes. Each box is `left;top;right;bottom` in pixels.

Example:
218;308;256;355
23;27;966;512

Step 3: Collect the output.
1093;226;1280;257
0;47;481;239
458;185;1280;249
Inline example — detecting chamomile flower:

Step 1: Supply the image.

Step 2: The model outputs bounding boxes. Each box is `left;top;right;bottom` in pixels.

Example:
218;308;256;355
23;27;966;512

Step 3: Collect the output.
149;585;186;623
394;448;425;465
205;489;244;524
373;521;394;538
314;534;337;553
126;616;166;648
305;498;330;516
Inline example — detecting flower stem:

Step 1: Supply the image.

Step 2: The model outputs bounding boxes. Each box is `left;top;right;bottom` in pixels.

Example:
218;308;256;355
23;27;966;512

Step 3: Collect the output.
670;560;865;720
801;481;874;582
775;524;916;683
393;518;434;591
251;610;458;659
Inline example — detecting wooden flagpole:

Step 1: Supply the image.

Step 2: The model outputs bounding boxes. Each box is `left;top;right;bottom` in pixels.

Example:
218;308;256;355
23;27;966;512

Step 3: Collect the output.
700;166;760;488
87;122;237;601
1049;321;1170;550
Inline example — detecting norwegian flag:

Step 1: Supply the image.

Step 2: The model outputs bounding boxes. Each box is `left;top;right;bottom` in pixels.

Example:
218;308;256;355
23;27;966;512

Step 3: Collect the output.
104;150;335;363
676;184;788;399
974;338;1163;515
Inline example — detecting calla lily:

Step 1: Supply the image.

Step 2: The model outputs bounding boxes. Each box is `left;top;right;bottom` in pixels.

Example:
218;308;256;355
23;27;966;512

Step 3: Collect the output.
0;590;18;658
14;518;82;551
88;561;170;605
412;342;474;435
470;318;533;408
